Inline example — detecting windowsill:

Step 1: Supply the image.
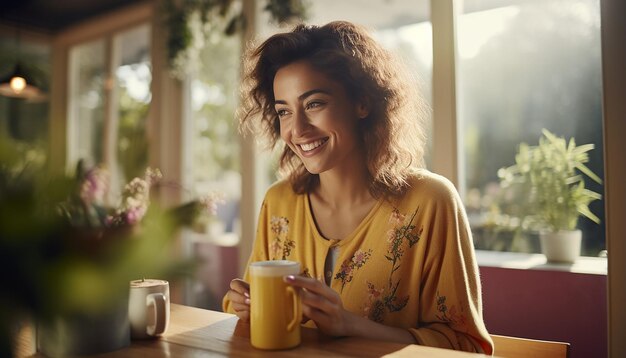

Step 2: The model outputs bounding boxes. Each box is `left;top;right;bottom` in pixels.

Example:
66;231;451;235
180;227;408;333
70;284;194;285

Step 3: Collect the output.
476;250;607;275
184;229;240;247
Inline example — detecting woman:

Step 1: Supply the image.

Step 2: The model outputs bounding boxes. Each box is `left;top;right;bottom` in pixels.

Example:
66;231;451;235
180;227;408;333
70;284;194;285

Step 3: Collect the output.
223;21;493;354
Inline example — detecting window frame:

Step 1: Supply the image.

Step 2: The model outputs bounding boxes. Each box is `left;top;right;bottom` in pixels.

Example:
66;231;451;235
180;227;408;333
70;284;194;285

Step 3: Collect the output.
50;2;154;178
600;0;626;355
428;0;623;354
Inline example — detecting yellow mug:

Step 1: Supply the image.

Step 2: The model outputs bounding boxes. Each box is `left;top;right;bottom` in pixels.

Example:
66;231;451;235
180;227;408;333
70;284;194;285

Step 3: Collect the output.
249;260;302;350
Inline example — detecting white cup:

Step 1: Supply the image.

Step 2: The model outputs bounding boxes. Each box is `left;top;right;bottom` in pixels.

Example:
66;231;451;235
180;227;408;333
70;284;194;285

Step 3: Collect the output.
129;279;170;339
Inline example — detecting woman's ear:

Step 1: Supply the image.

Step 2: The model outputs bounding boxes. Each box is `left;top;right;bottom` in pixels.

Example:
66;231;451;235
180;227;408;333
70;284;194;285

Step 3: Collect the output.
356;97;371;119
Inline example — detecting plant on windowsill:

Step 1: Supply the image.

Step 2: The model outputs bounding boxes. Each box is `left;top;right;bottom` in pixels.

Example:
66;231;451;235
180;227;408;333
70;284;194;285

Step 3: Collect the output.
497;129;603;263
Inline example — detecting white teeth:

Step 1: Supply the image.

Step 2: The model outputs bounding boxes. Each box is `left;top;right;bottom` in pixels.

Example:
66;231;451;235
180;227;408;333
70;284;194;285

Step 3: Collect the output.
300;139;326;152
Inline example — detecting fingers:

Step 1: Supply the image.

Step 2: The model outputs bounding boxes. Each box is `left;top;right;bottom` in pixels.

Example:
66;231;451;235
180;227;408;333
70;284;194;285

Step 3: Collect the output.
228;278;251;322
230;278;250;296
302;304;328;324
300;298;345;336
227;291;250;322
228;279;250;304
284;274;343;328
230;301;250;312
234;308;250;322
300;287;338;313
284;275;339;304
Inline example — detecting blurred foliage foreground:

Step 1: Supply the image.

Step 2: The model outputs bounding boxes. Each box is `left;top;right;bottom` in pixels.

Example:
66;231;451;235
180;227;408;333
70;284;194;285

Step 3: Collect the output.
0;143;215;357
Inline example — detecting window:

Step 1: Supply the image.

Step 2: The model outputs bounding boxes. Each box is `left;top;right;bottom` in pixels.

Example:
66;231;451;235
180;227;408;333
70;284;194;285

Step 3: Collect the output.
187;25;242;238
68;39;106;169
456;0;605;256
259;0;605;257
113;24;151;186
67;23;152;196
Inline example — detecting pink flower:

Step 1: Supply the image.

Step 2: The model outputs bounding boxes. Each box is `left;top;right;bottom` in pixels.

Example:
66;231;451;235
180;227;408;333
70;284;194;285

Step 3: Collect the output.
366;281;384;299
270;216;289;235
125;205;147;225
353;249;367;265
199;192;224;215
389;209;405;225
103;168;157;228
80;167;109;205
341;263;353;276
144;167;162;185
354;252;363;263
386;229;395;243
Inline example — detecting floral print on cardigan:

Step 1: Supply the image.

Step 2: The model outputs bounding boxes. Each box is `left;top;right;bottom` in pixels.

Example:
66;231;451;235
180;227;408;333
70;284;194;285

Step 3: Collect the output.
363;208;423;322
269;216;295;260
436;291;468;328
334;249;373;292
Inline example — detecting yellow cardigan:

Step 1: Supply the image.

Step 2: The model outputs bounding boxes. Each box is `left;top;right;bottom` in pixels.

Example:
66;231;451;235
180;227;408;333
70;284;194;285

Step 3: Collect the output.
223;169;493;354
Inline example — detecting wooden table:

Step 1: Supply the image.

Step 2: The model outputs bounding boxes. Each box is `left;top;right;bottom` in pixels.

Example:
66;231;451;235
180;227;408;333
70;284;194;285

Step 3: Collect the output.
20;304;490;357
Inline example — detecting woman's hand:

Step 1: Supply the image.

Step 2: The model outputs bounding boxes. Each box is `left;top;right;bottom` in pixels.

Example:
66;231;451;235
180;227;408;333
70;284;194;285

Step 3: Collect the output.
283;275;415;344
284;275;356;337
227;278;250;322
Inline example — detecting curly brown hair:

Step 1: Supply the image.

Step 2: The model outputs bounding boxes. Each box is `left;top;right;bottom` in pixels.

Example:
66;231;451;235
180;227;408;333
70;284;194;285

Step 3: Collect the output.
238;21;428;198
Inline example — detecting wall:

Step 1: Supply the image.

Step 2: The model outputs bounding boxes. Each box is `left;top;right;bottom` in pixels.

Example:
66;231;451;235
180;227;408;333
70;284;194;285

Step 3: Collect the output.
481;266;607;358
186;232;239;311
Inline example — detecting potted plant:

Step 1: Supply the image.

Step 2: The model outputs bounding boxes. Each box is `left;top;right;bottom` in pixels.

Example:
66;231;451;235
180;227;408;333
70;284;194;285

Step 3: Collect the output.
497;129;603;263
0;156;221;357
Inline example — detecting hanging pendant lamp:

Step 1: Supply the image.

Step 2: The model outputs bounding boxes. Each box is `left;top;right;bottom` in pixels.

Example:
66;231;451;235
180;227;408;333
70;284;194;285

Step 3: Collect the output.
0;23;43;99
0;63;42;99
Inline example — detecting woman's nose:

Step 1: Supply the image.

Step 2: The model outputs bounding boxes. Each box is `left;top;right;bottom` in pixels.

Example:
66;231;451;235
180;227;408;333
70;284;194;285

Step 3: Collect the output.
292;108;309;136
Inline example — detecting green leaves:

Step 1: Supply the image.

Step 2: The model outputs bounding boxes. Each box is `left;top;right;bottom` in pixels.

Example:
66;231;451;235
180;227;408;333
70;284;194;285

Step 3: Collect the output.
0;164;202;338
497;129;602;232
163;0;309;76
264;0;309;24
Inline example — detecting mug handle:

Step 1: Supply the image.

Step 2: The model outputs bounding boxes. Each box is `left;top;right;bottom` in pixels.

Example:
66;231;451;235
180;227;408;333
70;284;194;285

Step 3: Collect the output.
146;293;168;336
286;286;301;332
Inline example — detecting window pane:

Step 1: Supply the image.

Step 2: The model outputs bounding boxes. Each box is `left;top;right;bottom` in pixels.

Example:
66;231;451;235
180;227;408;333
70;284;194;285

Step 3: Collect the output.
113;24;151;183
457;0;605;256
186;25;242;310
68;39;106;169
190;35;241;196
189;29;242;233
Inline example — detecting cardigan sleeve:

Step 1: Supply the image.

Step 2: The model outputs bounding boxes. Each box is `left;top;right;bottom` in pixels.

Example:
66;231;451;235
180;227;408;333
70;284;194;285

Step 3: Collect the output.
222;199;271;313
407;181;494;354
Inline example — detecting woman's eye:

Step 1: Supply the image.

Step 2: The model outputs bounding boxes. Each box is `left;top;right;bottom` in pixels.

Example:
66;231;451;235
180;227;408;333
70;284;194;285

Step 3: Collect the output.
305;101;323;110
276;109;289;118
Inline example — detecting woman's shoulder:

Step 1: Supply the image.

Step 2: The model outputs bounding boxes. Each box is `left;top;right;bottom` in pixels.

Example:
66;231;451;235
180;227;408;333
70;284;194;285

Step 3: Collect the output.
263;179;300;202
403;169;460;203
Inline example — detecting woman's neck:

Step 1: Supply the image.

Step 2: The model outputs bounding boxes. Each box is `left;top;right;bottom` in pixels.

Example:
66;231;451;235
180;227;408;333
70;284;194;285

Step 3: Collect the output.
315;164;374;210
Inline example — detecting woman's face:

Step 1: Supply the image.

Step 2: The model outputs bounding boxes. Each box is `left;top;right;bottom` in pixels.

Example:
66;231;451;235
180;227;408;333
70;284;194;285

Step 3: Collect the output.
273;60;368;175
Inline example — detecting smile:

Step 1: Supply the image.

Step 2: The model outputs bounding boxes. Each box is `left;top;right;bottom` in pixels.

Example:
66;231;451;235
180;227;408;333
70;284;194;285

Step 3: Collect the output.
299;138;328;152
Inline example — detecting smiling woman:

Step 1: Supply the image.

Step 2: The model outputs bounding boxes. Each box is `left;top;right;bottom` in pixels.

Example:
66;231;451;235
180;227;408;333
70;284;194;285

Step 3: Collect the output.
223;21;493;354
274;60;366;177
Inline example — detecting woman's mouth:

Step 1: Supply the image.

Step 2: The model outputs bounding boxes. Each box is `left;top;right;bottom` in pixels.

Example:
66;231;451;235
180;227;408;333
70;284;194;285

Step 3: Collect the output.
299;138;328;152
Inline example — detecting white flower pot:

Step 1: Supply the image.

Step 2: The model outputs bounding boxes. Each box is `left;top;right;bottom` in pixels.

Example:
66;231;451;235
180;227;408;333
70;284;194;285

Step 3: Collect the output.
539;229;582;263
